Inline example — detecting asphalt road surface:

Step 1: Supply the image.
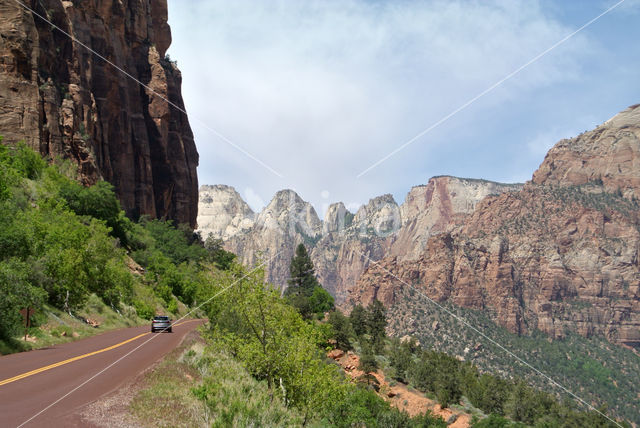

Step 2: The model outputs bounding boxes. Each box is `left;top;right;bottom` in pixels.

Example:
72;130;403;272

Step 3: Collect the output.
0;319;205;427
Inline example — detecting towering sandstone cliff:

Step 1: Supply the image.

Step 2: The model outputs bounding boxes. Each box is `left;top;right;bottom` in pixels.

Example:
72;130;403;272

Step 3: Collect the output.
349;104;640;348
196;177;520;299
0;0;198;226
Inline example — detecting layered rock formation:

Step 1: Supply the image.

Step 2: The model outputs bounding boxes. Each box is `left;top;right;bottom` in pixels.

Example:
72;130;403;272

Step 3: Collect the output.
349;104;640;348
0;0;198;226
222;189;323;290
311;195;399;300
391;177;521;261
197;177;520;298
532;104;640;197
197;185;255;241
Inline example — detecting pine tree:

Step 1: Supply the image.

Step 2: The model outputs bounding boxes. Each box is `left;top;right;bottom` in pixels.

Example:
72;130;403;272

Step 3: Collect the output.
328;310;352;351
286;243;319;297
359;341;378;375
285;243;334;318
350;304;367;337
367;299;387;352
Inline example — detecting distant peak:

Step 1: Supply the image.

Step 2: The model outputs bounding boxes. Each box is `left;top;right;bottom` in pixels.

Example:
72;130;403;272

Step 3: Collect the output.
427;175;521;187
365;193;398;207
199;184;240;193
268;189;307;207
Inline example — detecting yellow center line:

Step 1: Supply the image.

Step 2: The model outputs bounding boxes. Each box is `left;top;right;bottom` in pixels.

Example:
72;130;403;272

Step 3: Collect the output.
0;319;199;387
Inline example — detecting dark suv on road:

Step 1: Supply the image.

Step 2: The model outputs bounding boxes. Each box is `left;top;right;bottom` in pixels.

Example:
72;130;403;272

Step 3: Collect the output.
151;315;172;333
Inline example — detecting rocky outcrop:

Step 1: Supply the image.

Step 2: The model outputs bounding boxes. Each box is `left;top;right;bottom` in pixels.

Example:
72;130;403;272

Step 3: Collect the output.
0;0;198;226
391;177;521;261
311;195;399;300
533;104;640;197
220;189;323;291
197;178;519;299
197;185;255;241
349;104;640;348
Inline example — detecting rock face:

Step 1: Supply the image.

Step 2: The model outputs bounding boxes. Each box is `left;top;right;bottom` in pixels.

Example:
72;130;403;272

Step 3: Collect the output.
208;186;322;290
197;178;520;299
0;0;198;226
311;195;399;301
197;185;255;241
349;104;640;348
391;177;521;261
532;104;640;198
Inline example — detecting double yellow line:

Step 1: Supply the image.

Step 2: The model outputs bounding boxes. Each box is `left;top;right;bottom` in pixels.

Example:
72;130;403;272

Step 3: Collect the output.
0;320;198;387
0;332;149;387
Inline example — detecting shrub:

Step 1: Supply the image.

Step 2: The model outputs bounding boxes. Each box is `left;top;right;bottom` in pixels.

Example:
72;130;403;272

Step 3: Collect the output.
133;300;155;320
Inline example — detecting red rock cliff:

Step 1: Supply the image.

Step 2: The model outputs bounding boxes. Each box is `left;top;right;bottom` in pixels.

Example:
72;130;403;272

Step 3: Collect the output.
349;105;640;348
0;0;198;226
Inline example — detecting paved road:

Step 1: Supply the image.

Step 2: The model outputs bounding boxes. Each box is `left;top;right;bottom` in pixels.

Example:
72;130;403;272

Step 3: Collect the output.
0;319;205;427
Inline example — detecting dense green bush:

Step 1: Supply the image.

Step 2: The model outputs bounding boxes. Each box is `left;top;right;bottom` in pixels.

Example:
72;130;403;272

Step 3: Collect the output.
0;142;142;340
203;236;236;271
134;218;207;266
59;179;134;246
132;300;155;320
0;259;47;340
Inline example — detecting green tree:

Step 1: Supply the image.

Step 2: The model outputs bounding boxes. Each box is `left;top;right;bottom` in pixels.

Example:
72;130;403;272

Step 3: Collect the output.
408;351;436;393
467;374;511;415
0;259;47;340
3;142;47;179
286;243;319;295
434;369;461;408
323;386;389;428
59;179;134;247
285;243;333;318
309;285;334;314
136;218;207;266
327;310;352;351
209;264;342;421
359;341;378;375
504;381;554;424
367;299;387;352
204;235;236;270
350;304;368;337
389;338;414;383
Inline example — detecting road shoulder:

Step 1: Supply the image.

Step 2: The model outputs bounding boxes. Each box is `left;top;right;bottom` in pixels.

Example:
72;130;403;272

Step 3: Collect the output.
73;329;206;428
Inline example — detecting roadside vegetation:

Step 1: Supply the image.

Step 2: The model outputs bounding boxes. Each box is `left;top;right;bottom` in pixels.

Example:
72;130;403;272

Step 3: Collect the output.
0;140;231;354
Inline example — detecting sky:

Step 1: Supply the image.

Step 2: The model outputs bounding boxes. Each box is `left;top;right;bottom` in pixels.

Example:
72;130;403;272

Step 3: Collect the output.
166;0;640;216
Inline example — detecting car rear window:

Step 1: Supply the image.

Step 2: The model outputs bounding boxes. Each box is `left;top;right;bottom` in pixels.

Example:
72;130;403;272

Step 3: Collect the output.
154;316;170;321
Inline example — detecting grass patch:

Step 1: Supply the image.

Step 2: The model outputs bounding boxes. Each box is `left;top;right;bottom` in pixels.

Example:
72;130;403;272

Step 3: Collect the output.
131;330;304;427
0;293;154;354
130;337;208;427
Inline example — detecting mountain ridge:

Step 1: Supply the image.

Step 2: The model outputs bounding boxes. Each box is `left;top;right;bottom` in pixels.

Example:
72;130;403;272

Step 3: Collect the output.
197;176;522;300
348;103;640;349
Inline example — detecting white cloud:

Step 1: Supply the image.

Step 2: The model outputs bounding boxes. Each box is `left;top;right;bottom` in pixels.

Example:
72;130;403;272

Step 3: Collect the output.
166;0;606;214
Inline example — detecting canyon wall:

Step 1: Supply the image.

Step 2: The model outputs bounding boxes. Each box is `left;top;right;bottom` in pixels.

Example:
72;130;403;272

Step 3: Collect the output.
0;0;198;226
348;104;640;348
